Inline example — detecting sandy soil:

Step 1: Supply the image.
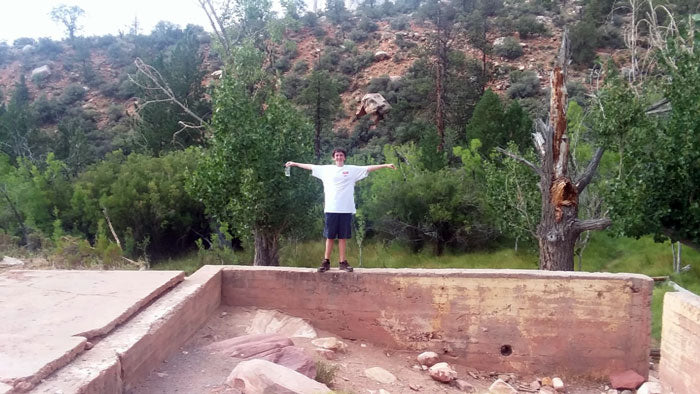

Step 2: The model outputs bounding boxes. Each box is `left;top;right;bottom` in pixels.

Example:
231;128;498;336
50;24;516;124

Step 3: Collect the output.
129;305;611;394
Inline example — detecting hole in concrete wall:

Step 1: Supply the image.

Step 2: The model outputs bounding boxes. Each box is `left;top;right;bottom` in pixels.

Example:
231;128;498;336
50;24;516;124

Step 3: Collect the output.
500;345;512;356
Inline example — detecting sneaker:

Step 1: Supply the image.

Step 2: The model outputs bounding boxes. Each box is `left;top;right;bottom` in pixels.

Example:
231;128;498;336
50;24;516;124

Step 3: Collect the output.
339;260;354;272
318;259;330;272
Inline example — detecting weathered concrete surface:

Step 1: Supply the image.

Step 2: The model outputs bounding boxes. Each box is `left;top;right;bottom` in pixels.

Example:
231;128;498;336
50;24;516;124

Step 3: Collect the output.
659;291;700;394
222;267;653;378
0;270;184;391
32;265;222;394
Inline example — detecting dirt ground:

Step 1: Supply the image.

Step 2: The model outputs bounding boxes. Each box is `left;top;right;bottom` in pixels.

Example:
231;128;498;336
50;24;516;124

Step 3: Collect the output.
129;305;612;394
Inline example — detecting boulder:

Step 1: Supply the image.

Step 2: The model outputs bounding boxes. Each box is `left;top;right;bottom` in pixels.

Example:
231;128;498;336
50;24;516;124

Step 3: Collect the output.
451;379;475;392
417;351;439;367
428;362;456;383
552;377;564;391
226;359;330;394
489;379;517;394
374;51;391;61
1;256;24;267
355;93;392;124
636;381;663;394
364;367;396;384
205;333;293;358
246;309;317;338
31;65;51;78
609;370;645;390
258;345;316;378
493;37;506;46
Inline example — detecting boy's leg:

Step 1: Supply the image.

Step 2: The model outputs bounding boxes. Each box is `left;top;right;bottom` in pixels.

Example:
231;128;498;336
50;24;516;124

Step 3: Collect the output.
338;239;346;262
324;238;334;260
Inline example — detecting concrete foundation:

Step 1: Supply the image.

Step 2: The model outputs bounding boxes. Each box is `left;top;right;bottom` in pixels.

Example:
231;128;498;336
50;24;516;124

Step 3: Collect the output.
4;265;695;393
222;267;653;378
659;291;700;394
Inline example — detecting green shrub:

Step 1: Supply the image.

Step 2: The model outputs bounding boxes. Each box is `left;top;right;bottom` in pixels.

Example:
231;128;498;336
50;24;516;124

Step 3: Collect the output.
31;72;50;89
597;25;625;49
13;37;35;47
292;60;309;74
358;17;378;33
395;34;417;50
516;16;547;39
274;55;292;72
33;95;61;124
315;361;338;386
36;38;63;58
282;74;306;99
507;70;540;99
348;29;369;42
58;83;86;105
390;15;410;30
570;20;600;66
494;37;523;59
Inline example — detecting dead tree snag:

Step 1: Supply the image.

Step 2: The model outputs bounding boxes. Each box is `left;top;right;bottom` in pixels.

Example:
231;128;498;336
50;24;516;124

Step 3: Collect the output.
500;31;611;270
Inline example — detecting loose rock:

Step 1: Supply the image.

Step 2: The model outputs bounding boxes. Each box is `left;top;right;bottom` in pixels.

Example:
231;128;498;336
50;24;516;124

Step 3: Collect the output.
609;370;645;390
428;362;456;383
1;256;24;267
226;359;330;393
311;337;348;353
364;367;396;384
489;378;517;394
552;377;564;391
451;379;476;392
417;351;439;367
636;382;663;394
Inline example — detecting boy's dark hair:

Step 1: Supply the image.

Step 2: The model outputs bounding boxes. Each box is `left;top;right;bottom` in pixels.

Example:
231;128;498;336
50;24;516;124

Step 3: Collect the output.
331;148;347;157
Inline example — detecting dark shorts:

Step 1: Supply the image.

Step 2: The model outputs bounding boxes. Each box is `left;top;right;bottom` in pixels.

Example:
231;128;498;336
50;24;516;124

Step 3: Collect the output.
323;213;352;239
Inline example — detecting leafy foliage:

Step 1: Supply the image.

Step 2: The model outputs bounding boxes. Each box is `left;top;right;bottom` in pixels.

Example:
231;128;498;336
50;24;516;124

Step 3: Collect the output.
188;44;319;264
364;144;493;255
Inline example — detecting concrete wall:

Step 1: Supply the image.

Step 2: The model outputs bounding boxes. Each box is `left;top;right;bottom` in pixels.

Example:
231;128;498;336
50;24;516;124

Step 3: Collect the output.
659;291;700;394
222;267;652;378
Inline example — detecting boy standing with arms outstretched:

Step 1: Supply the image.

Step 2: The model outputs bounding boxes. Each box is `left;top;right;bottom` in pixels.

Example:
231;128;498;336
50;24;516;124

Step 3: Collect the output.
286;148;395;272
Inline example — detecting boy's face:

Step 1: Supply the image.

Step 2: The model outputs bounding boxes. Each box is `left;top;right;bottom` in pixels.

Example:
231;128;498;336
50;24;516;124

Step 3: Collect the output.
333;151;346;166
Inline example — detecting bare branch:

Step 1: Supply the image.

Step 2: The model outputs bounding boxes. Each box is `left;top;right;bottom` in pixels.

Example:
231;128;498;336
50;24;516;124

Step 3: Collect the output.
496;147;543;177
197;0;232;58
101;206;122;250
532;132;545;158
130;58;212;138
574;217;612;233
575;147;605;193
645;98;671;115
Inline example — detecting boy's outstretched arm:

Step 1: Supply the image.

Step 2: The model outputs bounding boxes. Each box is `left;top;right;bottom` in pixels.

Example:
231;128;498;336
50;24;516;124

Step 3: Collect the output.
367;163;396;172
286;161;313;170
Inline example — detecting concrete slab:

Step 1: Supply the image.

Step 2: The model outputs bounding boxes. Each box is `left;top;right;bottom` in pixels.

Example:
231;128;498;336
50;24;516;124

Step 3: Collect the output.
0;270;184;391
32;265;222;394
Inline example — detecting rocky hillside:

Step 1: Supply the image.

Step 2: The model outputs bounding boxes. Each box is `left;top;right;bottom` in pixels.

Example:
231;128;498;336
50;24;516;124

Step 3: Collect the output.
0;0;629;137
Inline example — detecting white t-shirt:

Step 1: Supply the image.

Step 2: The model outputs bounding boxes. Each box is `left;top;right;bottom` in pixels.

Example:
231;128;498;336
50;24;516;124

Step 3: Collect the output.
312;165;369;213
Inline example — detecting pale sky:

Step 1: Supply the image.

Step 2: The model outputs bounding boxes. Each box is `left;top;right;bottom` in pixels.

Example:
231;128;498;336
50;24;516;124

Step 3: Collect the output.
0;0;326;44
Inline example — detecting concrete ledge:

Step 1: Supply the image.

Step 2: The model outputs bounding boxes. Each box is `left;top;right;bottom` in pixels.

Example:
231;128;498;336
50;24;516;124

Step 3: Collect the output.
222;267;652;378
32;266;223;394
659;291;700;394
0;270;184;392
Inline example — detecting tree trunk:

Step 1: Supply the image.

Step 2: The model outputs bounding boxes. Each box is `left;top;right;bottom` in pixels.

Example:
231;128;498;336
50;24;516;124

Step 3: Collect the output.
253;228;280;266
532;31;611;270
